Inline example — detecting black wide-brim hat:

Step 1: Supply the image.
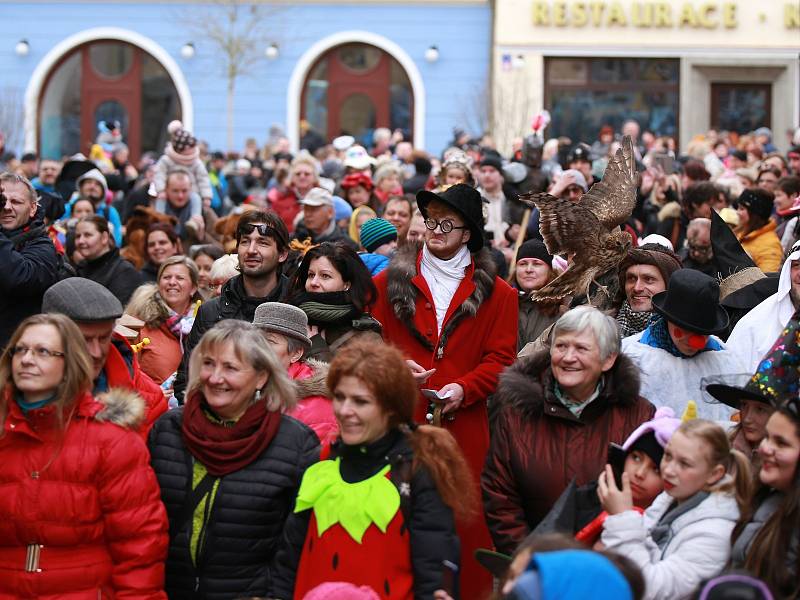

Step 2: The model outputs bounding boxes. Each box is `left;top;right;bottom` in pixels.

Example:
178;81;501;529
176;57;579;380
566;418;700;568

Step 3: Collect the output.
705;382;771;409
651;269;729;336
416;183;484;252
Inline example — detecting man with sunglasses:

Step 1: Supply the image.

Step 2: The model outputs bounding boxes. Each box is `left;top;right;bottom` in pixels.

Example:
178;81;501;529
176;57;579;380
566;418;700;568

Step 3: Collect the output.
371;183;518;596
173;210;290;400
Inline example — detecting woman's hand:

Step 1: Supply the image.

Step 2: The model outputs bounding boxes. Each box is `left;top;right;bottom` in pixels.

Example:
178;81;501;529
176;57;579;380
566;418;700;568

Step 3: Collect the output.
597;464;634;515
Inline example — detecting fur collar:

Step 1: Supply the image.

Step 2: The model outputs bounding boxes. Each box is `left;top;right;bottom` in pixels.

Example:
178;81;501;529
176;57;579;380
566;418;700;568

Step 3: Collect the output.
94;387;146;428
294;358;330;399
385;244;497;357
495;350;641;419
125;283;169;328
657;201;682;222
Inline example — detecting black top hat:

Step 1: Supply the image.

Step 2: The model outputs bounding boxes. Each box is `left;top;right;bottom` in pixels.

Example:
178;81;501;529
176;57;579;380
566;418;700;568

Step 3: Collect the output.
651;269;729;335
416;184;484;252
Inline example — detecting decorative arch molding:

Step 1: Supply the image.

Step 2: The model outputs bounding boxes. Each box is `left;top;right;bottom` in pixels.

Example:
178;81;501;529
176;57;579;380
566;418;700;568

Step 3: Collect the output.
24;27;193;152
287;30;425;151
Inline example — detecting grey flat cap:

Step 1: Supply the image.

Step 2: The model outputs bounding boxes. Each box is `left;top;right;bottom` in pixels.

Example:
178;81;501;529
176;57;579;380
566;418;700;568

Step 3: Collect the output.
253;302;312;348
42;278;123;322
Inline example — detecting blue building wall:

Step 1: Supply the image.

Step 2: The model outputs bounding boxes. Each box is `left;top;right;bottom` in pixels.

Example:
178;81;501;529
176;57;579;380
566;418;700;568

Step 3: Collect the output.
0;2;490;155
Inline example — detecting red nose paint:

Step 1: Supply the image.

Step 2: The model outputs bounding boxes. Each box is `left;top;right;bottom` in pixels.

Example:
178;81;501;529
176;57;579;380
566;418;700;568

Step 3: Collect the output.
687;334;708;350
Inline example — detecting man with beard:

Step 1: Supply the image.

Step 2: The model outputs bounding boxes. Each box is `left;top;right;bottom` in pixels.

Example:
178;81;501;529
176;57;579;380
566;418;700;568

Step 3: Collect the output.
173;209;290;399
0;173;59;348
615;243;682;338
727;241;800;371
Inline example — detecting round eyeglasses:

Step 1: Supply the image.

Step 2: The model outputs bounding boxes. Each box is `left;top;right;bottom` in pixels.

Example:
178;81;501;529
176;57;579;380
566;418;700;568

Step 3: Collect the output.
424;217;469;234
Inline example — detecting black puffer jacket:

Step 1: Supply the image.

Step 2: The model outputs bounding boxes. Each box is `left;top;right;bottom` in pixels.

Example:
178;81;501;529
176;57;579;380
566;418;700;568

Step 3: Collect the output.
0;211;59;348
148;408;319;600
174;274;289;398
76;247;143;305
272;430;460;600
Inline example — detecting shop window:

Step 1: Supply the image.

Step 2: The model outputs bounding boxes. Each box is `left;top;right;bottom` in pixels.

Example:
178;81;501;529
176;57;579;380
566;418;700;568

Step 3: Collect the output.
545;58;679;145
301;43;413;146
38;40;181;161
710;83;771;134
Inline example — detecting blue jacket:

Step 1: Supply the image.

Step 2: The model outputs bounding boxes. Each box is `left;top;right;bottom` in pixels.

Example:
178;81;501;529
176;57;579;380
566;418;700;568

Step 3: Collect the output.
64;197;123;246
359;252;390;275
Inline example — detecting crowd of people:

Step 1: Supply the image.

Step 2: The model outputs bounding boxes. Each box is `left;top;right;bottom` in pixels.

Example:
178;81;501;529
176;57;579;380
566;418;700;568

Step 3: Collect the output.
1;117;800;600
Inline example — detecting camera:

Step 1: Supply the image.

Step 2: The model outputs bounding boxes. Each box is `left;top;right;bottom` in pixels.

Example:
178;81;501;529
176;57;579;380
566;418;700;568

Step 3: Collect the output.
0;188;6;211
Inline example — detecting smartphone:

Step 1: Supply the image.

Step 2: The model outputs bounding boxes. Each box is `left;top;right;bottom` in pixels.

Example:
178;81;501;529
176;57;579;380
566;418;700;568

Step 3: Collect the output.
607;443;626;489
441;559;459;597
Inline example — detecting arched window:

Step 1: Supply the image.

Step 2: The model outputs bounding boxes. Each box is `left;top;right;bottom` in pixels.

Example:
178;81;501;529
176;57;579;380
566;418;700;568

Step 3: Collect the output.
38;40;181;161
301;43;413;146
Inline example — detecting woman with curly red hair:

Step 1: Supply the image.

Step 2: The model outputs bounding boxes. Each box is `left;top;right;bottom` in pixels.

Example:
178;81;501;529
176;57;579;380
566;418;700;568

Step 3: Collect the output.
273;339;475;599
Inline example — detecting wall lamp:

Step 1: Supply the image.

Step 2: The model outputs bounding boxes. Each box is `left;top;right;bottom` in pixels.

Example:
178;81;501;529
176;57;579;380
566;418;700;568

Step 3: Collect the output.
265;43;279;60
180;42;195;59
424;45;439;63
15;39;30;56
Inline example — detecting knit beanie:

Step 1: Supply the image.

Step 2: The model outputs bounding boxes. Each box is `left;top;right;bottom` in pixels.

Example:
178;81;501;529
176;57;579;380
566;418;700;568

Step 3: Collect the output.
516;239;553;267
167;120;197;153
618;243;682;290
359;218;397;252
737;188;773;221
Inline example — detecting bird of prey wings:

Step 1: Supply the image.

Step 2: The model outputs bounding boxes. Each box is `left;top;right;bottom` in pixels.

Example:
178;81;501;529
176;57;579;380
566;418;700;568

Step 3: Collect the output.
526;193;604;258
579;135;638;230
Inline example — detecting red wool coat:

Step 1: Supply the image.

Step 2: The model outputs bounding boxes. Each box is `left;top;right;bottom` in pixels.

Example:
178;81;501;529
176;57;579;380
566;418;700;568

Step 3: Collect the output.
0;389;169;599
371;247;518;598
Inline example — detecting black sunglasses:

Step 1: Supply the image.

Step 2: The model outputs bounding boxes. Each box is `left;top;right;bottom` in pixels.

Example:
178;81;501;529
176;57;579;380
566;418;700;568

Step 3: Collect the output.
237;222;283;242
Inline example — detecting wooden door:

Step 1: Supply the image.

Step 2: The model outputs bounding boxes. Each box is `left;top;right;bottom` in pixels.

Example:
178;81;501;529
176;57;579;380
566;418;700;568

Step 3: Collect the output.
80;41;142;162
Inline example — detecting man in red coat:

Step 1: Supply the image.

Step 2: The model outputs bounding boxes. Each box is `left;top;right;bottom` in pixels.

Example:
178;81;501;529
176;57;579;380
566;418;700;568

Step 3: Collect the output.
42;277;167;437
371;184;518;597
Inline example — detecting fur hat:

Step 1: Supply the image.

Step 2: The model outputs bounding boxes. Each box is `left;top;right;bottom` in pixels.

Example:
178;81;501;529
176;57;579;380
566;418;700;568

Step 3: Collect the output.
618;243;682;290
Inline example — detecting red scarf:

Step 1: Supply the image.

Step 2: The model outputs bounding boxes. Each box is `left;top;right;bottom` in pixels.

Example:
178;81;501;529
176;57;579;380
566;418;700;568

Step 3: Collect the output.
181;392;281;476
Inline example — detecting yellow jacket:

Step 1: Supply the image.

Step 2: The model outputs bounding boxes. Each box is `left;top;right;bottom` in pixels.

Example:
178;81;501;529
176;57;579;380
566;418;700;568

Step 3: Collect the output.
737;220;783;273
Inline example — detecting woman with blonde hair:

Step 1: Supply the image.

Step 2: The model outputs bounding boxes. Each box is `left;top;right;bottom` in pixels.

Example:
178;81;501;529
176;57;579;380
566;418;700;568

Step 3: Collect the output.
598;418;754;600
0;313;168;598
127;254;202;386
273;339;473;599
148;319;319;598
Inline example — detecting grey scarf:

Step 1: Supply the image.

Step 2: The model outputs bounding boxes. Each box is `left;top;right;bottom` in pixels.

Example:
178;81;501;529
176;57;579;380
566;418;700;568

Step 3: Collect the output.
650;491;709;553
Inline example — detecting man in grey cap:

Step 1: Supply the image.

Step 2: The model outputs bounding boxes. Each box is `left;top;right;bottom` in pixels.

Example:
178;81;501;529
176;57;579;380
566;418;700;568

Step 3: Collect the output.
292;186;357;248
42;277;167;433
253;302;336;444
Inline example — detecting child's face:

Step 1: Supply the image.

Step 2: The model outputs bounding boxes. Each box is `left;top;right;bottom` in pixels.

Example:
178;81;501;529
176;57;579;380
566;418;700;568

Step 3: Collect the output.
348;185;371;208
624;450;663;507
660;431;723;502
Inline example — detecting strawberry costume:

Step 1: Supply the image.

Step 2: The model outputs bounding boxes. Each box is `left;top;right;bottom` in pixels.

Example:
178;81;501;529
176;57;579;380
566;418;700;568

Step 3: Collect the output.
273;430;460;599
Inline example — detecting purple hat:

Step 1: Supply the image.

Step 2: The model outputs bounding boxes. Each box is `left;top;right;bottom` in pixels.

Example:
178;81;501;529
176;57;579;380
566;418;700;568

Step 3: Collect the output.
621;407;681;466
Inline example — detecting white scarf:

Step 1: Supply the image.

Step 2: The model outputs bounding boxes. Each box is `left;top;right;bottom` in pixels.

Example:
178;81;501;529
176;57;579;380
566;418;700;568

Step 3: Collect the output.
420;243;472;333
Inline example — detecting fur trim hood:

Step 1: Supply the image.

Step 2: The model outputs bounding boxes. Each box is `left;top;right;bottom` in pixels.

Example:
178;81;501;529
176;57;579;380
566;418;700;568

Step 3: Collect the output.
124;283;169;327
657;200;682;222
94;387;146;429
294;358;330;399
385;243;497;357
495;349;641;419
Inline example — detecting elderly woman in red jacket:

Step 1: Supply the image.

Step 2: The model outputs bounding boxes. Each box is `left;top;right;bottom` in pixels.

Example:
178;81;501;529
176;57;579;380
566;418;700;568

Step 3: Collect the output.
482;306;654;555
0;313;168;598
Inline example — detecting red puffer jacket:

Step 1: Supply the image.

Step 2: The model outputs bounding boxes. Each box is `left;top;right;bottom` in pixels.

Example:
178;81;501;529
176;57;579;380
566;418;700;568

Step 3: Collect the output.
287;359;338;446
0;388;169;599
